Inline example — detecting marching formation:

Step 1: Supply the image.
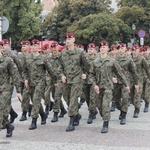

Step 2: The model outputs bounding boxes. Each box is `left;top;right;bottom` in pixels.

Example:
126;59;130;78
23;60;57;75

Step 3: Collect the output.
0;33;150;138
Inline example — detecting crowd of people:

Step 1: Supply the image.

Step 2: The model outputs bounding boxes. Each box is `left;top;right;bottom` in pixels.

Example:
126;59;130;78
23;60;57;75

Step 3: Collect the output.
0;32;149;138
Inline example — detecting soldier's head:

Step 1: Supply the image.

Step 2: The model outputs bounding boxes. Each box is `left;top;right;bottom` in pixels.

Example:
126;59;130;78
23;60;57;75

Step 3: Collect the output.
126;47;132;56
99;40;109;54
87;43;96;55
21;40;30;53
2;39;10;53
118;43;127;54
51;41;59;54
65;33;75;47
42;44;50;55
31;39;40;52
109;45;117;57
132;44;140;57
143;46;149;57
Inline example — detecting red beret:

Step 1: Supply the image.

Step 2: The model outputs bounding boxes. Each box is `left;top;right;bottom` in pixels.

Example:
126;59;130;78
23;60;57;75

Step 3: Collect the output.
110;45;117;51
119;43;126;48
21;40;30;45
76;44;84;49
51;41;58;48
133;44;139;49
31;39;40;44
143;46;149;51
88;43;96;48
3;39;9;44
139;47;143;52
99;40;108;47
42;44;49;50
0;41;3;46
65;33;75;39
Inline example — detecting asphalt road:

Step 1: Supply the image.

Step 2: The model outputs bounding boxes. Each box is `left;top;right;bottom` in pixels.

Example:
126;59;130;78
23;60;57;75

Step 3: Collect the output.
0;93;150;150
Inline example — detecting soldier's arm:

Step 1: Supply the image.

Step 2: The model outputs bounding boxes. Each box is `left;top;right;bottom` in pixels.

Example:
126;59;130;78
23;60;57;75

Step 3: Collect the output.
22;56;28;81
142;57;150;80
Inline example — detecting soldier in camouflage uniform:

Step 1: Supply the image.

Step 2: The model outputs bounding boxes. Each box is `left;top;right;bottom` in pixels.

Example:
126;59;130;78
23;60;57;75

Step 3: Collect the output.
59;33;87;132
113;43;139;125
22;39;56;130
82;43;98;124
131;45;150;118
2;39;23;124
0;51;22;137
19;40;32;121
142;46;150;112
89;40;130;133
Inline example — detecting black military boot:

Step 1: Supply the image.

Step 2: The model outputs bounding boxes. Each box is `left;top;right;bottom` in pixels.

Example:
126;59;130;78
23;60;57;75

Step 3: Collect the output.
58;107;67;118
144;102;149;113
73;113;82;126
66;116;75;132
110;102;116;112
120;111;127;125
45;105;49;116
28;104;32;117
29;118;37;130
51;112;58;122
40;112;47;125
101;121;109;133
49;101;54;111
133;108;140;118
119;111;123;120
10;107;18;124
87;113;93;124
92;110;98;119
19;111;27;121
6;123;14;137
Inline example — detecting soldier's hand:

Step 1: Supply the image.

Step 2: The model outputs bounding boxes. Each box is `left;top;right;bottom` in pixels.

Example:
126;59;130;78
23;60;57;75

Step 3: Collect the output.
82;74;86;79
61;76;66;83
17;93;23;102
24;80;28;88
125;86;130;93
135;85;139;93
54;83;58;89
94;85;100;94
112;77;118;83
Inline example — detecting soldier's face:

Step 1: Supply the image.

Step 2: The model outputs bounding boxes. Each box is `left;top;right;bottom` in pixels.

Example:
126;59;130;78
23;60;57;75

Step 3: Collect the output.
99;46;108;54
88;48;95;55
110;49;117;56
143;50;149;57
132;49;139;57
52;46;59;53
126;50;131;56
119;47;126;54
22;45;30;52
66;37;75;46
43;48;49;54
2;44;10;52
32;44;39;52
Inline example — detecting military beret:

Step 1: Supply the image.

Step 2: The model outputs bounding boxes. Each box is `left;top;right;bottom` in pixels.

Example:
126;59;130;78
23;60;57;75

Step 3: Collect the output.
143;45;149;51
51;41;58;47
3;39;9;44
76;44;84;49
42;44;49;50
31;39;40;44
119;43;126;48
139;47;143;52
21;40;30;45
65;33;75;39
110;45;117;51
133;44;139;49
99;40;108;47
88;43;96;48
0;41;3;46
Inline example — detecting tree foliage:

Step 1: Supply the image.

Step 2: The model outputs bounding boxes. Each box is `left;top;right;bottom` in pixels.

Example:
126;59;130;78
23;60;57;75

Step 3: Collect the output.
0;0;42;49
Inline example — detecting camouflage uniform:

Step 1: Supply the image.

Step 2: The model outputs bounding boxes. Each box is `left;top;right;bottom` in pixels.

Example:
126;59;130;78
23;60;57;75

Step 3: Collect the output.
23;53;56;129
113;55;138;124
0;54;21;137
131;55;150;117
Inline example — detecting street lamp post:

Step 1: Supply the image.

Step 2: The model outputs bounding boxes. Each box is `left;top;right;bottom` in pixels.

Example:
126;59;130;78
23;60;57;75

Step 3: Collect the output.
132;23;136;44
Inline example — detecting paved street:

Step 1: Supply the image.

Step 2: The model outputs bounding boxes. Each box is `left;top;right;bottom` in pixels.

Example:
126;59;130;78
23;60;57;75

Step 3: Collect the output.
0;95;150;150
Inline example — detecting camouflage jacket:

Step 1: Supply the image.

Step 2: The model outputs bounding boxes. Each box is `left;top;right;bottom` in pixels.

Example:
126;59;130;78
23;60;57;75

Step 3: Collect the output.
0;55;21;93
23;53;56;86
115;55;138;86
90;56;128;90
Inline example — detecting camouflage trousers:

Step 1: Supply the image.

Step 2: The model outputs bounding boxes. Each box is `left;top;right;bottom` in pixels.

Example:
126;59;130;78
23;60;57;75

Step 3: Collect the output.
96;89;112;122
143;78;150;103
0;84;13;128
43;84;52;107
21;85;30;112
83;84;97;113
63;82;83;117
113;83;129;113
130;81;143;109
29;85;45;118
52;82;64;113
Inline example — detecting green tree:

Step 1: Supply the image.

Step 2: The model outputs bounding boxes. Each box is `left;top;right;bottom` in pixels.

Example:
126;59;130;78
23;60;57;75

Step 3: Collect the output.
0;0;42;50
